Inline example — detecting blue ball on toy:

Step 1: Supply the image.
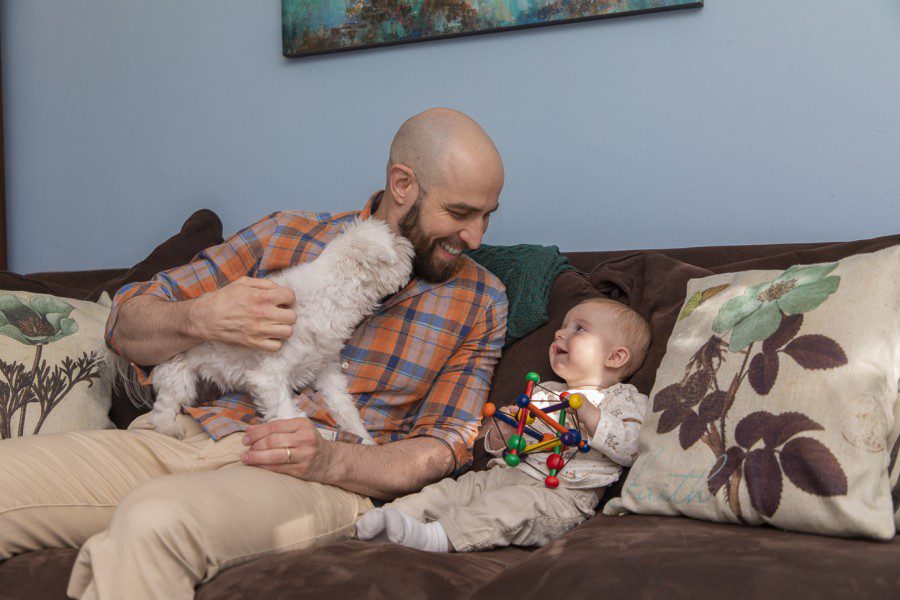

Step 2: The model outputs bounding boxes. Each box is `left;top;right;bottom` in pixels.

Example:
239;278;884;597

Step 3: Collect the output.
567;429;582;446
515;394;530;408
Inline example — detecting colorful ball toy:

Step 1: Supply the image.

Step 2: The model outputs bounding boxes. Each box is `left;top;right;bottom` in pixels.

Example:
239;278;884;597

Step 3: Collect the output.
481;373;591;487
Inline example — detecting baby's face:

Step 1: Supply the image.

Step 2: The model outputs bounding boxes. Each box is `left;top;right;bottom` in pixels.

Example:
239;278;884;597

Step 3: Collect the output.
549;303;617;387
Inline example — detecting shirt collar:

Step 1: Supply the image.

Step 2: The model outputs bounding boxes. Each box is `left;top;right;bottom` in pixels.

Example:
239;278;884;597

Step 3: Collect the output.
359;190;384;220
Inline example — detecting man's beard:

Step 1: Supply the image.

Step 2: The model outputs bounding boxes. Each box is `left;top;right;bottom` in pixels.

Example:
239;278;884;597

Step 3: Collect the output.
397;194;462;284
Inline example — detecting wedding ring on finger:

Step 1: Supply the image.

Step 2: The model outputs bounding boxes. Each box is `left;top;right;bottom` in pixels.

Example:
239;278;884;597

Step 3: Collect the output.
285;447;292;464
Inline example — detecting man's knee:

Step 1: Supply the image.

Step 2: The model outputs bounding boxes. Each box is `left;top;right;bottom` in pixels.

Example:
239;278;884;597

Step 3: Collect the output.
111;493;205;553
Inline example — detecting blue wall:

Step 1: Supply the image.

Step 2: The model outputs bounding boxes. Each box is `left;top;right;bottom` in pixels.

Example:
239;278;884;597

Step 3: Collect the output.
2;1;899;273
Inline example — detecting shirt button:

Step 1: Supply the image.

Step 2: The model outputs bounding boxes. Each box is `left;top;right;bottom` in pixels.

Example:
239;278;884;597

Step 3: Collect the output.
341;361;350;370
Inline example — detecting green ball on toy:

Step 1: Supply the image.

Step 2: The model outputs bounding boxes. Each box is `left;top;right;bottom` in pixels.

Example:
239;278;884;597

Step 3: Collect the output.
506;435;526;452
505;453;521;467
525;372;541;383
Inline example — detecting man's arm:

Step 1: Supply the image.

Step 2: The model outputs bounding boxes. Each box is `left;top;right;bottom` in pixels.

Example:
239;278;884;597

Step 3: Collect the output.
113;277;297;366
242;271;509;498
241;418;453;499
105;213;297;372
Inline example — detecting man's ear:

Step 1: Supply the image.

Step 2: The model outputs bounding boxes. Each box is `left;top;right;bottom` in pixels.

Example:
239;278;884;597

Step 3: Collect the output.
387;163;419;207
605;346;631;370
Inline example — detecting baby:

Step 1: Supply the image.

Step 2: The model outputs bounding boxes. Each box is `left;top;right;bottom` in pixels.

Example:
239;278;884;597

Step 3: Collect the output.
356;297;651;552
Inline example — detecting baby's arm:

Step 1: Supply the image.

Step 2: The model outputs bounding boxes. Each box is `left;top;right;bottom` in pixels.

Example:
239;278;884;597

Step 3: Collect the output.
573;386;649;467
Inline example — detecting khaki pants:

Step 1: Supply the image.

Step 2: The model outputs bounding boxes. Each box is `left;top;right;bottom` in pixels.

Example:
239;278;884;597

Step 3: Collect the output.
0;414;372;599
386;467;599;552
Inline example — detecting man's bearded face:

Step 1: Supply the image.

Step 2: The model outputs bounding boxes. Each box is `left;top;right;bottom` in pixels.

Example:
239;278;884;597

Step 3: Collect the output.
397;193;464;284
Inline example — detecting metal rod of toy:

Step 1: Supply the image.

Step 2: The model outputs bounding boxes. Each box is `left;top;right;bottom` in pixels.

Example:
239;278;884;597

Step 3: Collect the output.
523;437;562;453
510;378;538;455
550;408;566;465
542;400;573;414
527;403;570;436
513;406;527;440
492;410;543;441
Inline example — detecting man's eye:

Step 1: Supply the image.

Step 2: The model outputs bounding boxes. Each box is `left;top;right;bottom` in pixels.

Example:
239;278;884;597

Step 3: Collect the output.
449;211;467;220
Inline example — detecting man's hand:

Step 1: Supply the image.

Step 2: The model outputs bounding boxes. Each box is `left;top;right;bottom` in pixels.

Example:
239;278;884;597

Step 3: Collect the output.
239;417;455;499
241;417;331;480
192;276;297;352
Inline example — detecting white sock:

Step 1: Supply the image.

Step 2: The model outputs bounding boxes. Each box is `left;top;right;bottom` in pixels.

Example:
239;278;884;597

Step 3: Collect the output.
356;508;449;552
355;508;388;541
383;509;450;552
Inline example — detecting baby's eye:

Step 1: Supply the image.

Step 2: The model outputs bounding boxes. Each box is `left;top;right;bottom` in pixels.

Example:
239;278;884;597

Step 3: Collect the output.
575;325;586;332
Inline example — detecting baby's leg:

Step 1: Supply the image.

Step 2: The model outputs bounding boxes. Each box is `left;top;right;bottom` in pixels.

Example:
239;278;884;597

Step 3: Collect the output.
434;470;597;552
150;355;200;438
314;361;375;444
385;468;497;521
356;468;505;551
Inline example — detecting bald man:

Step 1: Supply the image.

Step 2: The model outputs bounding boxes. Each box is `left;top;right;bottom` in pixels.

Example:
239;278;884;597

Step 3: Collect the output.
0;109;509;599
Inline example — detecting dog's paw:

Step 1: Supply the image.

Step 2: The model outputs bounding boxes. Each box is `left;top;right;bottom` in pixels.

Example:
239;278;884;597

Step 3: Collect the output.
150;411;185;439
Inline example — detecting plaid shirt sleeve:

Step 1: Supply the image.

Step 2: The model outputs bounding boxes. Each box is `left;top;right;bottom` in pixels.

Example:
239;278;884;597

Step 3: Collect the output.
104;213;279;381
407;285;508;471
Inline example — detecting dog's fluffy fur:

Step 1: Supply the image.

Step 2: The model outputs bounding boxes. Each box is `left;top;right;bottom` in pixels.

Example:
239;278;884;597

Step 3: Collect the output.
150;218;414;443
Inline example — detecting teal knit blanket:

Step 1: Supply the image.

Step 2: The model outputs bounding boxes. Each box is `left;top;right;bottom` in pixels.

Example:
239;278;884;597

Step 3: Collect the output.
465;244;574;345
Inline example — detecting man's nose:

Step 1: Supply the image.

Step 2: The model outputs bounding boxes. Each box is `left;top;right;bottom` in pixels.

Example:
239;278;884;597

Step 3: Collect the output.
459;223;484;251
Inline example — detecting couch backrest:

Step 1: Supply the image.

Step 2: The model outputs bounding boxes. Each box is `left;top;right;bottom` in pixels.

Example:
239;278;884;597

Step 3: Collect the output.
489;234;900;413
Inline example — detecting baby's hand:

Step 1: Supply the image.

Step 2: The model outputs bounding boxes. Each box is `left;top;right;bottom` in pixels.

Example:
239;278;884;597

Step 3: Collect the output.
484;407;518;451
566;397;601;439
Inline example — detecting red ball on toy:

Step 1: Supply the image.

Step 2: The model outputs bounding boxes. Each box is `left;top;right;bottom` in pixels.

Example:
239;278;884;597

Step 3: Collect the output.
545;475;559;488
482;403;496;417
546;454;563;470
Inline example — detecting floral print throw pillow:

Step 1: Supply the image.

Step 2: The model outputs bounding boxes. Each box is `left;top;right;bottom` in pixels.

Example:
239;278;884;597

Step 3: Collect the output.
890;390;900;531
0;291;114;438
605;246;899;539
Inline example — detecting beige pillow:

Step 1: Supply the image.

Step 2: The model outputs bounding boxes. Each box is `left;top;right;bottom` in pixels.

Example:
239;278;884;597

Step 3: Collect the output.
0;291;114;438
605;246;899;540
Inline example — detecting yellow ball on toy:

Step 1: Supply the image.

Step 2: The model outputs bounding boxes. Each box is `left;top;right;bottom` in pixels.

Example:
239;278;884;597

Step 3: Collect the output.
567;393;585;410
515;408;535;425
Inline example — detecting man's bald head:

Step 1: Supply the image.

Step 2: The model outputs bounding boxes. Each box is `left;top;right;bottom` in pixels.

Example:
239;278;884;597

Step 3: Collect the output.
375;109;503;282
387;108;503;192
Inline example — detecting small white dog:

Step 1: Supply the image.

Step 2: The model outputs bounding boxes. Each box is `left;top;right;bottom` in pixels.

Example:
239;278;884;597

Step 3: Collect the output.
149;218;414;443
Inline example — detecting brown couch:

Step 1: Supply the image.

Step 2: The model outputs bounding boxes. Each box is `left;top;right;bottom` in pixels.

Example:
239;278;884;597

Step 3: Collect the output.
1;210;897;599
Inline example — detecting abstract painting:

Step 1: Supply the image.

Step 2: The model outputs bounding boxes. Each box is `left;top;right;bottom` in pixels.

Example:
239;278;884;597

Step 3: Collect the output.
283;1;703;57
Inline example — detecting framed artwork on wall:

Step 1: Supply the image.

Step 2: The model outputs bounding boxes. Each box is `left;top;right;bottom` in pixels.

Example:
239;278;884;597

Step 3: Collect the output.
283;1;703;58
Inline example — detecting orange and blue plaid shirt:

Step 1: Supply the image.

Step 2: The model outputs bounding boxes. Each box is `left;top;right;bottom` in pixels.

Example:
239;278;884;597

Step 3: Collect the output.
106;193;508;469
